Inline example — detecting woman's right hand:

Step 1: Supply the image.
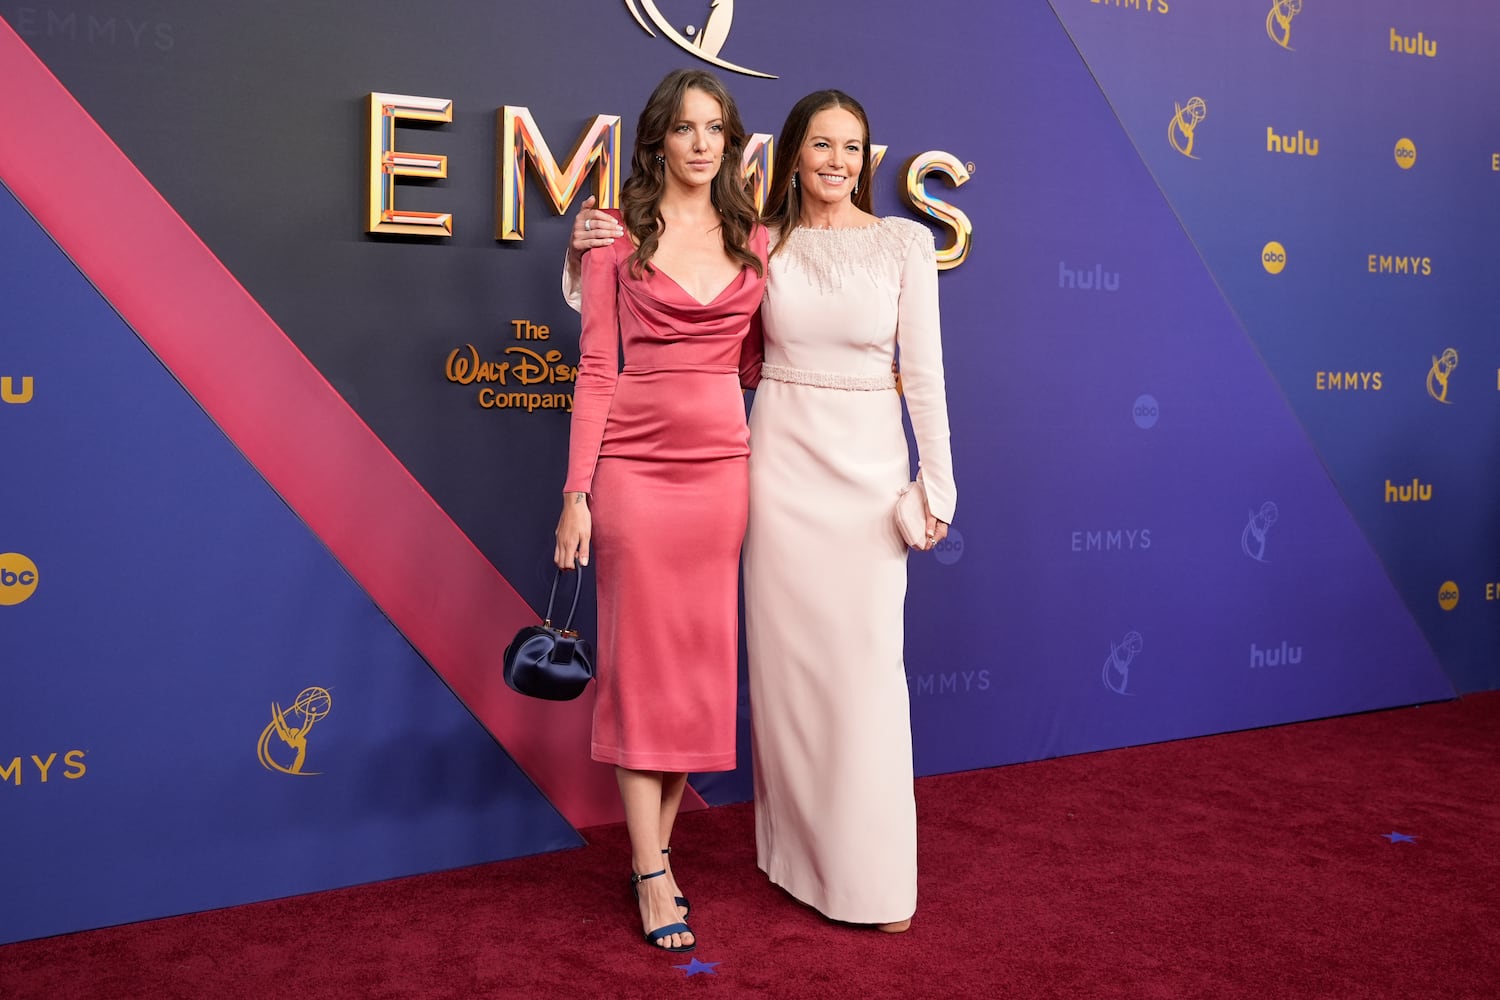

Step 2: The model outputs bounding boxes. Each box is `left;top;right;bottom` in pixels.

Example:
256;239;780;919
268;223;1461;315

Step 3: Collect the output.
568;196;625;261
554;492;593;569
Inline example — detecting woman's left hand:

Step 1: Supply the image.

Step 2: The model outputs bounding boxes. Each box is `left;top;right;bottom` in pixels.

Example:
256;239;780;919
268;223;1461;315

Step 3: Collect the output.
921;516;949;551
569;195;625;259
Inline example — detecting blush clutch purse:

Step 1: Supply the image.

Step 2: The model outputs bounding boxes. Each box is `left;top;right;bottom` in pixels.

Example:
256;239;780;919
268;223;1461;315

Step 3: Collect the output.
895;474;928;548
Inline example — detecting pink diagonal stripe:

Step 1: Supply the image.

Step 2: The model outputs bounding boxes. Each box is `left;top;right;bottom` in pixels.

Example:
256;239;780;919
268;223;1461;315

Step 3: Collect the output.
0;21;696;828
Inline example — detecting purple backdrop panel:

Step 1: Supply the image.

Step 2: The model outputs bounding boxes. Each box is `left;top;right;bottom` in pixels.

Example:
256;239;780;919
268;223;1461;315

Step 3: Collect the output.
1;0;1479;866
1051;0;1500;691
0;182;579;945
897;0;1454;777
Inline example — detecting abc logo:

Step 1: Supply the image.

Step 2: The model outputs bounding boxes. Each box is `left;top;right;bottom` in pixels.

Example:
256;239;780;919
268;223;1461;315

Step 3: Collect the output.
1438;580;1459;611
0;552;39;606
1261;241;1287;275
1133;393;1160;430
932;527;965;566
1394;138;1417;170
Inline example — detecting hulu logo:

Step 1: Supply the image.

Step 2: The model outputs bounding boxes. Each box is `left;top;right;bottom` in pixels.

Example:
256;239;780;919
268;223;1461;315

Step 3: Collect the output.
1384;478;1433;503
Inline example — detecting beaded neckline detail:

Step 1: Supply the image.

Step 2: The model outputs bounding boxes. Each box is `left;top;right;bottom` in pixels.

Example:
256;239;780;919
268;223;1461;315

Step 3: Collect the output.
776;218;933;294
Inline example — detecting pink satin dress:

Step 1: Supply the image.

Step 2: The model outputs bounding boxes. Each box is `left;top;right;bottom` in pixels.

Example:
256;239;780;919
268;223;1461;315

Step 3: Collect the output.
564;210;768;772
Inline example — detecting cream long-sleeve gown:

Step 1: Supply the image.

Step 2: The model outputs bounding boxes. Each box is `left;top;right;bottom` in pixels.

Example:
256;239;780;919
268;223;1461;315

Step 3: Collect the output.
746;218;955;924
562;218;955;923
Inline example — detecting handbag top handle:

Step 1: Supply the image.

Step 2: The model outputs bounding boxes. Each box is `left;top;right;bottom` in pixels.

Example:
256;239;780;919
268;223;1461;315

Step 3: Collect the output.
543;567;586;635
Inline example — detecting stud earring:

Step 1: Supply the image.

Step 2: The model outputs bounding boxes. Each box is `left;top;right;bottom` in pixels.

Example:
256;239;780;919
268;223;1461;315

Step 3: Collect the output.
655;153;664;163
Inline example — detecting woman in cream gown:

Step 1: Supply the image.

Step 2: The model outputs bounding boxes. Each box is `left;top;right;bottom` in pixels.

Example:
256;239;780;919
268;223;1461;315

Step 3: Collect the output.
566;89;955;931
746;91;954;930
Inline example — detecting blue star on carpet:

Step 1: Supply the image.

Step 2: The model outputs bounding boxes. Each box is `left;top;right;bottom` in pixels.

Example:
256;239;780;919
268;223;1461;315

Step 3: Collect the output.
672;957;720;977
1382;832;1417;843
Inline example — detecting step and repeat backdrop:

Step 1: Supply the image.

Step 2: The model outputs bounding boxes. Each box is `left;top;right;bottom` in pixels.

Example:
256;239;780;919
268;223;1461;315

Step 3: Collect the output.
2;0;1495;943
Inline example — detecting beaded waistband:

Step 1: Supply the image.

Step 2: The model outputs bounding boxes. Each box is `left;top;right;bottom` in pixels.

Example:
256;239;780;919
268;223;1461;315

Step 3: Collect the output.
760;363;896;391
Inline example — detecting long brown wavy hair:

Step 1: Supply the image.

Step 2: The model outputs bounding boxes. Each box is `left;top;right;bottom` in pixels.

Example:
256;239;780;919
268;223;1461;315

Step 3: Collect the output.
763;90;875;256
621;68;763;280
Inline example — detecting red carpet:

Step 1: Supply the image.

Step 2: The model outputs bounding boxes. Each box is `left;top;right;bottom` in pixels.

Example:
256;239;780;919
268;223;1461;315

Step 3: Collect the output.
5;693;1498;999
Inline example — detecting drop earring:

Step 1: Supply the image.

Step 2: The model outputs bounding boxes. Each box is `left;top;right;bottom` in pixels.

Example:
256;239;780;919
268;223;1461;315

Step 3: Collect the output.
791;174;799;189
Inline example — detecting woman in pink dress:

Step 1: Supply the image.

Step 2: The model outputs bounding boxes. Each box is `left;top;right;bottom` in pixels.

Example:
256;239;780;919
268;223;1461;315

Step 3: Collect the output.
567;90;954;935
553;68;767;953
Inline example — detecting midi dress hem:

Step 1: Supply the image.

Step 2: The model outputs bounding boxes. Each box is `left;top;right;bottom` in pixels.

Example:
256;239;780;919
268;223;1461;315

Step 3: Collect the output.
592;744;738;772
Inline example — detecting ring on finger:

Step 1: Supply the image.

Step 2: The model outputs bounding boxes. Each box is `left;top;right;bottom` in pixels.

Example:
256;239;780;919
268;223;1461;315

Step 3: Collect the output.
584;218;592;232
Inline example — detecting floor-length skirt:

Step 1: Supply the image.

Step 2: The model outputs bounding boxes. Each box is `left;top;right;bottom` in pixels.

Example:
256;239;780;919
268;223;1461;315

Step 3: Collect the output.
744;379;916;923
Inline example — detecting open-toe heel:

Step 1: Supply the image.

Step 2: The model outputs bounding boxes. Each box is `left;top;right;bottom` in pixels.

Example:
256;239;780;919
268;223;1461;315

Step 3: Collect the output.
631;868;696;953
662;847;690;917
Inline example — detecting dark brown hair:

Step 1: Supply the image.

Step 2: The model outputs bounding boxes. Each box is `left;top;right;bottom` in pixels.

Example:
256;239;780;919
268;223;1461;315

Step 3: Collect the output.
763;90;875;255
620;68;763;279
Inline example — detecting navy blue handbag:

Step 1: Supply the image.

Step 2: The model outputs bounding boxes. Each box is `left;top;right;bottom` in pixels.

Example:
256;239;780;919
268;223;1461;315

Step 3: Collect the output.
503;568;595;700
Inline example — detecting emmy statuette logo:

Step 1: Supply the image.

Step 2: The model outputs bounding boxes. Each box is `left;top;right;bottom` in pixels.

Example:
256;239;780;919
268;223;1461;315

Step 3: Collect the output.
1169;97;1207;159
1426;348;1457;404
1103;631;1144;695
625;1;777;79
1266;0;1301;50
1242;502;1278;563
257;687;333;775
